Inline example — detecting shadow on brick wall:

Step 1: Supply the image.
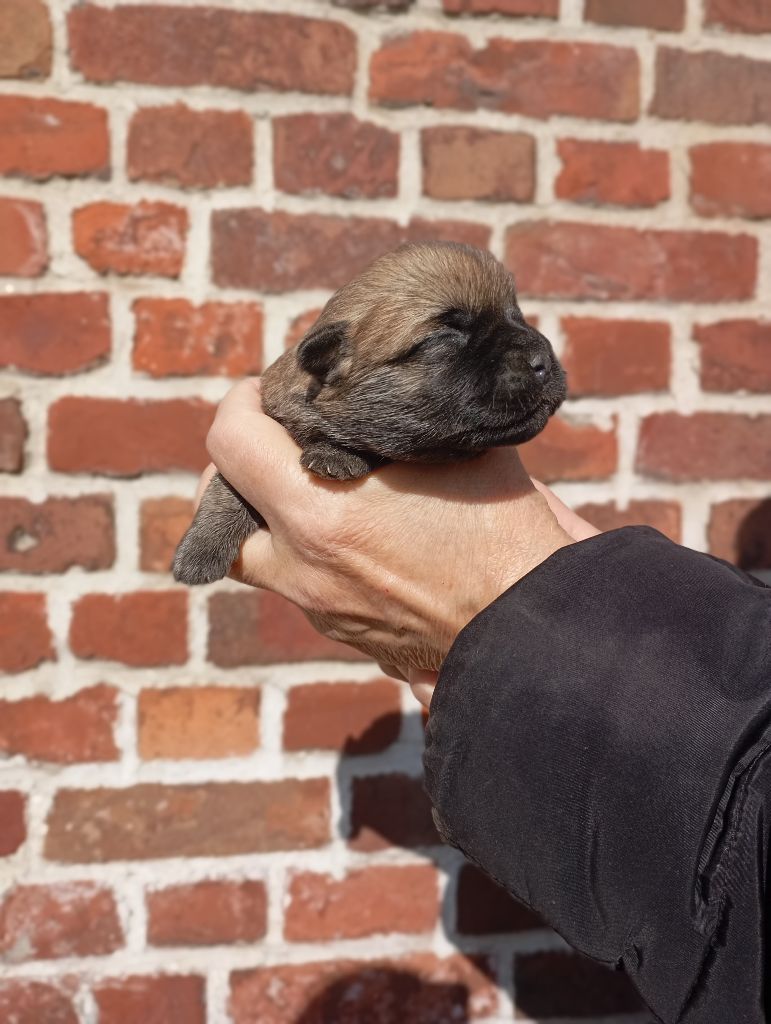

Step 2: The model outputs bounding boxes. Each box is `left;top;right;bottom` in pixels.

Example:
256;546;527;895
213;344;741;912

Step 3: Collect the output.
736;498;771;571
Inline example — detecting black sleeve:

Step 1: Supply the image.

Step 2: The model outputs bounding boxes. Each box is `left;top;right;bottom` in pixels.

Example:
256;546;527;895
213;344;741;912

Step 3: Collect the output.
423;526;771;1024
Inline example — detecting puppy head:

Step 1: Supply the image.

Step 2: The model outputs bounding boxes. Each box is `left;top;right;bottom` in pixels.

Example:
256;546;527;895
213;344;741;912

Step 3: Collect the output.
295;242;566;458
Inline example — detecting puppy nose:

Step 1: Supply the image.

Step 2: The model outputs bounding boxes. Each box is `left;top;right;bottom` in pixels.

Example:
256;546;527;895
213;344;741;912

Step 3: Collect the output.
529;353;549;384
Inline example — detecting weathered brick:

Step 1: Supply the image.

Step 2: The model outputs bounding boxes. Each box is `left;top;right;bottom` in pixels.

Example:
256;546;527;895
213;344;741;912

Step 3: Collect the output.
208;590;366;667
0;397;26;472
284;680;401;754
561;317;670;395
708;499;771;570
0;791;25;856
212;209;490;292
285;308;323;350
73;201;187;278
456;865;545;935
0;592;54;673
651;48;771;126
0;96;108;178
370;33;639;121
505;222;757;301
695;319;771;393
93;976;205;1024
139;496;193;572
274;113;399;199
0;293;110;374
690;143;771;219
0;0;52;79
514;951;643;1018
349;773;440;851
128;104;253;189
0;882;123;962
637;414;771;481
519;417;618;482
575;501;682;543
705;0;771;33
0;198;47;276
133;299;262;377
68;5;355;95
555;140;669;208
0;495;115;573
443;0;557;14
45;779;330;862
286;865;439;941
0;981;77;1024
48;397;214;475
147;880;267;946
69;592;187;667
229;954;497;1024
139;686;260;760
0;685;118;763
585;0;685;30
421;126;534;202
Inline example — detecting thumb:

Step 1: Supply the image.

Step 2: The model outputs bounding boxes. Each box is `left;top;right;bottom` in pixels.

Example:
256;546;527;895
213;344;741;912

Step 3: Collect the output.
408;667;439;710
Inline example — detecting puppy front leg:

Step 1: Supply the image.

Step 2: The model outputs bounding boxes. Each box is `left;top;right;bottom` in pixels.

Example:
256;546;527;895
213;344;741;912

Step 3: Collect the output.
300;443;378;481
172;473;264;585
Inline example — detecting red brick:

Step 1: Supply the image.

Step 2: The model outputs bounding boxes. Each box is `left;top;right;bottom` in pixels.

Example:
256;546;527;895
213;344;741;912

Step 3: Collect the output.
128;104;253;189
349;773;440;851
274;113;399;199
0;791;25;856
48;397;214;475
0;882;123;962
286;865;438;941
651;48;771;126
139;496;193;572
0;981;77;1024
0;685;118;764
70;592;187;667
139;686;260;759
0;0;52;79
0;198;47;276
45;779;330;862
556;140;669;208
561;317;671;395
0;96;108;178
505;221;757;301
585;0;685;30
147;880;267;946
0;397;26;472
284;680;401;754
370;33;639;121
705;0;771;32
421;126;534;202
212;209;489;292
520;416;618;482
695;319;771;393
708;499;771;570
690;143;771;219
93;976;205;1024
68;5;355;96
0;292;110;374
443;0;557;14
73;201;187;278
133;298;262;377
208;590;366;667
515;951;643;1018
637;413;771;480
0;495;115;573
0;592;54;673
285;308;323;350
229;954;497;1024
456;865;545;935
575;500;682;543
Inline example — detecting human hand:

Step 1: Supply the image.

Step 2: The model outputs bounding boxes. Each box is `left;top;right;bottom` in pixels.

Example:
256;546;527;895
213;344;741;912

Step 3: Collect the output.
201;380;595;706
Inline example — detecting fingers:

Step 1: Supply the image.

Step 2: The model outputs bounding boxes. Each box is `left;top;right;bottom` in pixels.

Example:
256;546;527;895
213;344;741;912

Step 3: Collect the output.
408;668;438;710
228;521;280;591
530;478;601;542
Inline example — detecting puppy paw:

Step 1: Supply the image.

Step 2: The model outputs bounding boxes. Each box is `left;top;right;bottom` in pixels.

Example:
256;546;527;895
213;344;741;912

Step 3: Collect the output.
172;526;233;585
300;444;372;481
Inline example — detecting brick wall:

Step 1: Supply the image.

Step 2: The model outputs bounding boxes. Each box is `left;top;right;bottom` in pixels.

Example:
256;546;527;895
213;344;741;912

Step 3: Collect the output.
0;0;769;1020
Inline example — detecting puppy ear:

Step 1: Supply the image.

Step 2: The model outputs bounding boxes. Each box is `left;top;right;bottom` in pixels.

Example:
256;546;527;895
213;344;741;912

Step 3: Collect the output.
296;322;350;384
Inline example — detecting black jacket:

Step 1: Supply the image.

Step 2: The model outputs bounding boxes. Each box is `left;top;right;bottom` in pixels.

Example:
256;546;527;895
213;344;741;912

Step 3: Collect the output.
424;527;771;1023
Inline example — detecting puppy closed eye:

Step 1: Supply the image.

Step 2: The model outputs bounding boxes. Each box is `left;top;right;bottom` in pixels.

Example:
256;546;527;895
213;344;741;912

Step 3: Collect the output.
390;328;468;364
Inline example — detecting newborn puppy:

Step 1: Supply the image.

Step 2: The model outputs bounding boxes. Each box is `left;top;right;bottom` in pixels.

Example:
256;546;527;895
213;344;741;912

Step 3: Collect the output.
173;242;566;585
